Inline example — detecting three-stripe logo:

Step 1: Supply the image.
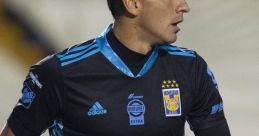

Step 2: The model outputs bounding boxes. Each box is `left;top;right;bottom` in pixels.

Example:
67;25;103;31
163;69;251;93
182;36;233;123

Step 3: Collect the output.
87;101;107;116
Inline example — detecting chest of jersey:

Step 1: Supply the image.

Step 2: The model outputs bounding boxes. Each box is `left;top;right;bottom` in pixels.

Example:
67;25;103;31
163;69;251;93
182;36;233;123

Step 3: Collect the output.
60;57;194;136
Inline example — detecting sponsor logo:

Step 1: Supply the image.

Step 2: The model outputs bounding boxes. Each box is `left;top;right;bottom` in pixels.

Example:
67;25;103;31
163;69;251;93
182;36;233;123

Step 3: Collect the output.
162;80;182;117
127;93;145;126
87;101;107;116
207;67;218;89
29;72;43;89
211;102;224;114
18;84;36;109
50;119;64;136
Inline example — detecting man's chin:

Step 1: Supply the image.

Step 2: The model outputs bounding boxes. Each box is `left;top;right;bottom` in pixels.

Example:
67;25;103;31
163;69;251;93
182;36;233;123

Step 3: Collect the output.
154;35;177;45
166;36;177;44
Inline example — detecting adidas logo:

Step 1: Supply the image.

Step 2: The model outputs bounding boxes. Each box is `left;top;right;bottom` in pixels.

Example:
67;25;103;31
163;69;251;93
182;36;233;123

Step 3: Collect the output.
87;101;107;116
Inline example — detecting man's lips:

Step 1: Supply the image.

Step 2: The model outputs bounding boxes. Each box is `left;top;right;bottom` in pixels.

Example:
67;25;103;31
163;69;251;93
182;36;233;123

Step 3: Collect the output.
172;20;183;26
171;20;183;33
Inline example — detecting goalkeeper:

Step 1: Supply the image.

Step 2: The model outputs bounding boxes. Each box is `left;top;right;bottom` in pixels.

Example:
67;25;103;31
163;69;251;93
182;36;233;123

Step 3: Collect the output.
1;0;231;136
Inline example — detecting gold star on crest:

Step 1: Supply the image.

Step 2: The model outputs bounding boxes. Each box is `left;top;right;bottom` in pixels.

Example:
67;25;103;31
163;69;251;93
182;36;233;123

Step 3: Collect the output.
161;79;180;89
162;85;165;88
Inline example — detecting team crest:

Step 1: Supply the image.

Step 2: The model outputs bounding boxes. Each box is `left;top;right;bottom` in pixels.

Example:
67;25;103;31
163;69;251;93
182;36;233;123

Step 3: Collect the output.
162;80;181;117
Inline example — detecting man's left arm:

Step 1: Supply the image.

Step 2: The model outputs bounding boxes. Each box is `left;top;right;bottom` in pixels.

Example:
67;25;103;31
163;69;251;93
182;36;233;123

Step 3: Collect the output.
187;55;231;136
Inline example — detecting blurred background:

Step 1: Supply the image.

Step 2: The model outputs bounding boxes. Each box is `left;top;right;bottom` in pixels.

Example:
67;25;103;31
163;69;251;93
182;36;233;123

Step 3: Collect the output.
0;0;258;135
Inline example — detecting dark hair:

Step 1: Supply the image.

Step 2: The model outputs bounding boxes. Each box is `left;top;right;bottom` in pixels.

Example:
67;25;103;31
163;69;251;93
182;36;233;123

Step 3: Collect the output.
107;0;126;19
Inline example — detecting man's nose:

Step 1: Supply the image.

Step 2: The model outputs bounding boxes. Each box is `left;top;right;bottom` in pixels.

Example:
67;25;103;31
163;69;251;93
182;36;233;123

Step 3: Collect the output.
177;0;191;13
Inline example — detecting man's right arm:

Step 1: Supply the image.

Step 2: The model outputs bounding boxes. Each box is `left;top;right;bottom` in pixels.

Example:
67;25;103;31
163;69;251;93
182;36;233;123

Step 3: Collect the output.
2;56;63;136
0;124;15;136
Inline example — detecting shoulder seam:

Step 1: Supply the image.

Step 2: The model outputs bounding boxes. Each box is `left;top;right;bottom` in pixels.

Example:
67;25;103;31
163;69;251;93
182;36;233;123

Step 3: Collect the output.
159;44;196;58
56;40;100;67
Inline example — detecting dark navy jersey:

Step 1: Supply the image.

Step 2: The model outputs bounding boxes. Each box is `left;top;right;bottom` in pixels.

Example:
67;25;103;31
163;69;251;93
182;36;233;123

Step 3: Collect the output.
8;25;230;136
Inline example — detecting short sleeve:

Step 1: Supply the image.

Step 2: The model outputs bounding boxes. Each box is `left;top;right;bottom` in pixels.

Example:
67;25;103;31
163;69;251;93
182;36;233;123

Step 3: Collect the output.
187;55;230;134
7;62;62;136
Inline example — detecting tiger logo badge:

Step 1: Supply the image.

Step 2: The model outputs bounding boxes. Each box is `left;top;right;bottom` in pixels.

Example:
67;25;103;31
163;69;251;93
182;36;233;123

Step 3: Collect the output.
162;80;181;117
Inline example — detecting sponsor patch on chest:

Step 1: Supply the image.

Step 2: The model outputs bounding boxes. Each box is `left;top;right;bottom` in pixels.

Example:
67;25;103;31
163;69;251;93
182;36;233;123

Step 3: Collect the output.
127;93;145;126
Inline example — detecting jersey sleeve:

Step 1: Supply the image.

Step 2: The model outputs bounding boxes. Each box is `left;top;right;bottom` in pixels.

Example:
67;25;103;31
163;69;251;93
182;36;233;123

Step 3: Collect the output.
7;57;63;136
187;55;231;135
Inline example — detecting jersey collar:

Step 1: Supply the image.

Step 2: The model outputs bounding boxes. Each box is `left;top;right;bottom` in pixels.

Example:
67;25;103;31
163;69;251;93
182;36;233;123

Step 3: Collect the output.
96;24;159;78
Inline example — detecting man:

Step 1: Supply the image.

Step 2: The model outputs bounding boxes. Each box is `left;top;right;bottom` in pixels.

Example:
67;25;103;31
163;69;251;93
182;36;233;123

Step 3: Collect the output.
1;0;231;135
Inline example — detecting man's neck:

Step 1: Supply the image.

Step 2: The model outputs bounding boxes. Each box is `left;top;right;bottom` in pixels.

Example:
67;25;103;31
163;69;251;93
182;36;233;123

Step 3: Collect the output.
112;19;154;55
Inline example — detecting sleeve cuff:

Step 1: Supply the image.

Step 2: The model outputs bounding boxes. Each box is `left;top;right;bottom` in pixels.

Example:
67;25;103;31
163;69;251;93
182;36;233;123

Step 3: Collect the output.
7;114;38;136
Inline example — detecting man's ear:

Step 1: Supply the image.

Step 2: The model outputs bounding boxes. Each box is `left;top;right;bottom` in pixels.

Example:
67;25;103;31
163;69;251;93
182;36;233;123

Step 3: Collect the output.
122;0;142;16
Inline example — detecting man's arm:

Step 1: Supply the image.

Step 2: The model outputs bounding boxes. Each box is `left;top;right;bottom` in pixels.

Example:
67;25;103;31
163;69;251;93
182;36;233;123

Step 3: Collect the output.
188;54;231;136
0;124;15;136
193;122;231;136
3;56;63;136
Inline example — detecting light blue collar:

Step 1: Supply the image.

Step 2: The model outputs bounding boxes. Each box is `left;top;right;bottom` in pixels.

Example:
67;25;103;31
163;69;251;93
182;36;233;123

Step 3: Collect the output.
96;25;159;78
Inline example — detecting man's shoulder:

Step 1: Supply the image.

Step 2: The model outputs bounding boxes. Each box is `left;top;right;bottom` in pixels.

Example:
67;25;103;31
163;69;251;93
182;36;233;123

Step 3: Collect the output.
159;44;197;58
56;39;101;67
158;44;207;69
33;39;102;72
